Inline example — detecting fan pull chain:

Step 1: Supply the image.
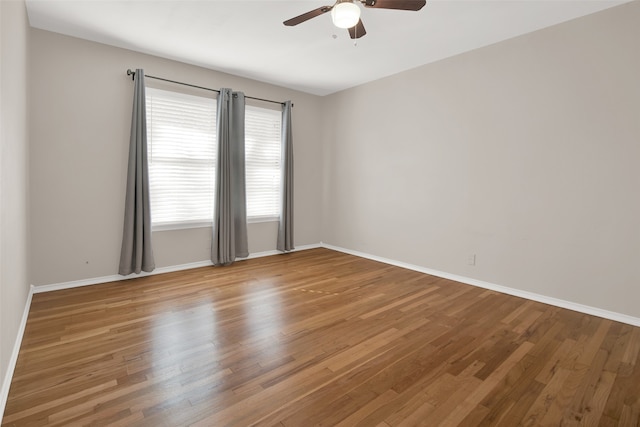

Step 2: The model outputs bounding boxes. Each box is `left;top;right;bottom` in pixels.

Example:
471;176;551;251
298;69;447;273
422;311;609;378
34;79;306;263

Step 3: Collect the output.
354;23;358;46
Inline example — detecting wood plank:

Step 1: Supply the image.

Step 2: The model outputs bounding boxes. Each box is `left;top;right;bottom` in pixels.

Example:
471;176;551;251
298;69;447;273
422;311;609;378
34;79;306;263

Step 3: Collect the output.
2;248;640;426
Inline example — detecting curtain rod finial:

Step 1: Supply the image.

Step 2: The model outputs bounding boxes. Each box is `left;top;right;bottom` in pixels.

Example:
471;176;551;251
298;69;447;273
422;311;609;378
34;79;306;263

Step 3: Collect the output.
127;69;135;80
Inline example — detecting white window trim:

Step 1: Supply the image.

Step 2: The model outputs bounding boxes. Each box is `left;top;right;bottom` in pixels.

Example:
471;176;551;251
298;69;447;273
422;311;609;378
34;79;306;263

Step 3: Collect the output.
248;215;280;224
152;220;213;232
151;215;279;232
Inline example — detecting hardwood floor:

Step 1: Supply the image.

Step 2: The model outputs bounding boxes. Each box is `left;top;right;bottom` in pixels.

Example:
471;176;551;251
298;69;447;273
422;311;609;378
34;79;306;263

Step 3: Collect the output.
3;248;640;426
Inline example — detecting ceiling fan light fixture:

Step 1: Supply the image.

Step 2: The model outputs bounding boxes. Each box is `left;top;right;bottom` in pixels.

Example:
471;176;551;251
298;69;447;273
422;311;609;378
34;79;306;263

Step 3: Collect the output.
331;1;361;29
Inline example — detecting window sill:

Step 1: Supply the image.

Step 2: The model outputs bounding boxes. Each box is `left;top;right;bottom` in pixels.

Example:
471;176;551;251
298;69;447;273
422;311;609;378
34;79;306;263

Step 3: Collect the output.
248;216;279;224
152;216;280;232
152;221;212;232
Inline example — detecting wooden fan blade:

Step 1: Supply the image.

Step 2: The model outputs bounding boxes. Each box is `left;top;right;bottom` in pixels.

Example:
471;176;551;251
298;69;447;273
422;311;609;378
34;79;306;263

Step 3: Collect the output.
348;20;367;39
362;0;426;11
283;6;332;26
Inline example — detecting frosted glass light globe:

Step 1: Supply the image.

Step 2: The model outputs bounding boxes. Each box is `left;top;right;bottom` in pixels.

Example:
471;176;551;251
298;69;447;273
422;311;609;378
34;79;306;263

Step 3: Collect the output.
331;2;361;29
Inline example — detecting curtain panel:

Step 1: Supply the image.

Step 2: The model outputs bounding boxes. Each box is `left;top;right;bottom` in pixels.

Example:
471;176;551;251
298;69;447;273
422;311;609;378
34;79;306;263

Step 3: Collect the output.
211;89;249;265
119;69;155;275
277;101;294;252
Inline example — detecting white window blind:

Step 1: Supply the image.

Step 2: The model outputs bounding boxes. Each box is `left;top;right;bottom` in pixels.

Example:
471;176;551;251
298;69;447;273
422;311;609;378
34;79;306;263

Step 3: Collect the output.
146;87;216;228
245;105;282;220
146;87;282;229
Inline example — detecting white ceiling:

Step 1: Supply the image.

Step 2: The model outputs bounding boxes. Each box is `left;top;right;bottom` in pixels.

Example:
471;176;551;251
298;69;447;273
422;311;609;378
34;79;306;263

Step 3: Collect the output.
25;0;630;96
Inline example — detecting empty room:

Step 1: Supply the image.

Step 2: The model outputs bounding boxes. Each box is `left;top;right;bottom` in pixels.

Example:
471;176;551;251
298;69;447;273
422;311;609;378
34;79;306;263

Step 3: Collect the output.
1;0;639;425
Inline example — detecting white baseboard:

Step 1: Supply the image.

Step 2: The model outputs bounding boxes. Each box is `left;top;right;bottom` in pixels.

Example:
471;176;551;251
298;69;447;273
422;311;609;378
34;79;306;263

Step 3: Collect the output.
32;243;322;294
0;285;34;424
245;243;320;260
320;243;640;328
31;242;640;327
32;260;213;294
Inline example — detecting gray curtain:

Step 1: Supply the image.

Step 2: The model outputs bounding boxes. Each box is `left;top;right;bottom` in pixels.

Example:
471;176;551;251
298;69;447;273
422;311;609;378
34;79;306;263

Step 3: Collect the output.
277;101;294;252
211;89;249;265
119;69;155;275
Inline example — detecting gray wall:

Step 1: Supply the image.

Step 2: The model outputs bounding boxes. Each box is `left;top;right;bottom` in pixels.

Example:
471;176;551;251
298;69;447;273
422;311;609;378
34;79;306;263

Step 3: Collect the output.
321;1;640;318
29;29;324;285
0;0;30;392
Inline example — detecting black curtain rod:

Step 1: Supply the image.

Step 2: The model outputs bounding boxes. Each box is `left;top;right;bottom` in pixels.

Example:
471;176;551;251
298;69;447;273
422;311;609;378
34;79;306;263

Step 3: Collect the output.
126;69;292;107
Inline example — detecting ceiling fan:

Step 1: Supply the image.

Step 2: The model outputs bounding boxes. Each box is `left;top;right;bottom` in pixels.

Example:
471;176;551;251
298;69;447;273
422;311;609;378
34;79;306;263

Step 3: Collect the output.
283;0;427;39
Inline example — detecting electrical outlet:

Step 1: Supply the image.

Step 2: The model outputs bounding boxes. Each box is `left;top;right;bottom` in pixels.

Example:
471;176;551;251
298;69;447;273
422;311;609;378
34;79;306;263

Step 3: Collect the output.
467;254;476;266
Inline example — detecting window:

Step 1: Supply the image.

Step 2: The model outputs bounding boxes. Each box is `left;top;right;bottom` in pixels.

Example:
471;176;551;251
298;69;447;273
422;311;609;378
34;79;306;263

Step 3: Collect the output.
146;87;281;230
146;87;217;229
245;105;282;220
